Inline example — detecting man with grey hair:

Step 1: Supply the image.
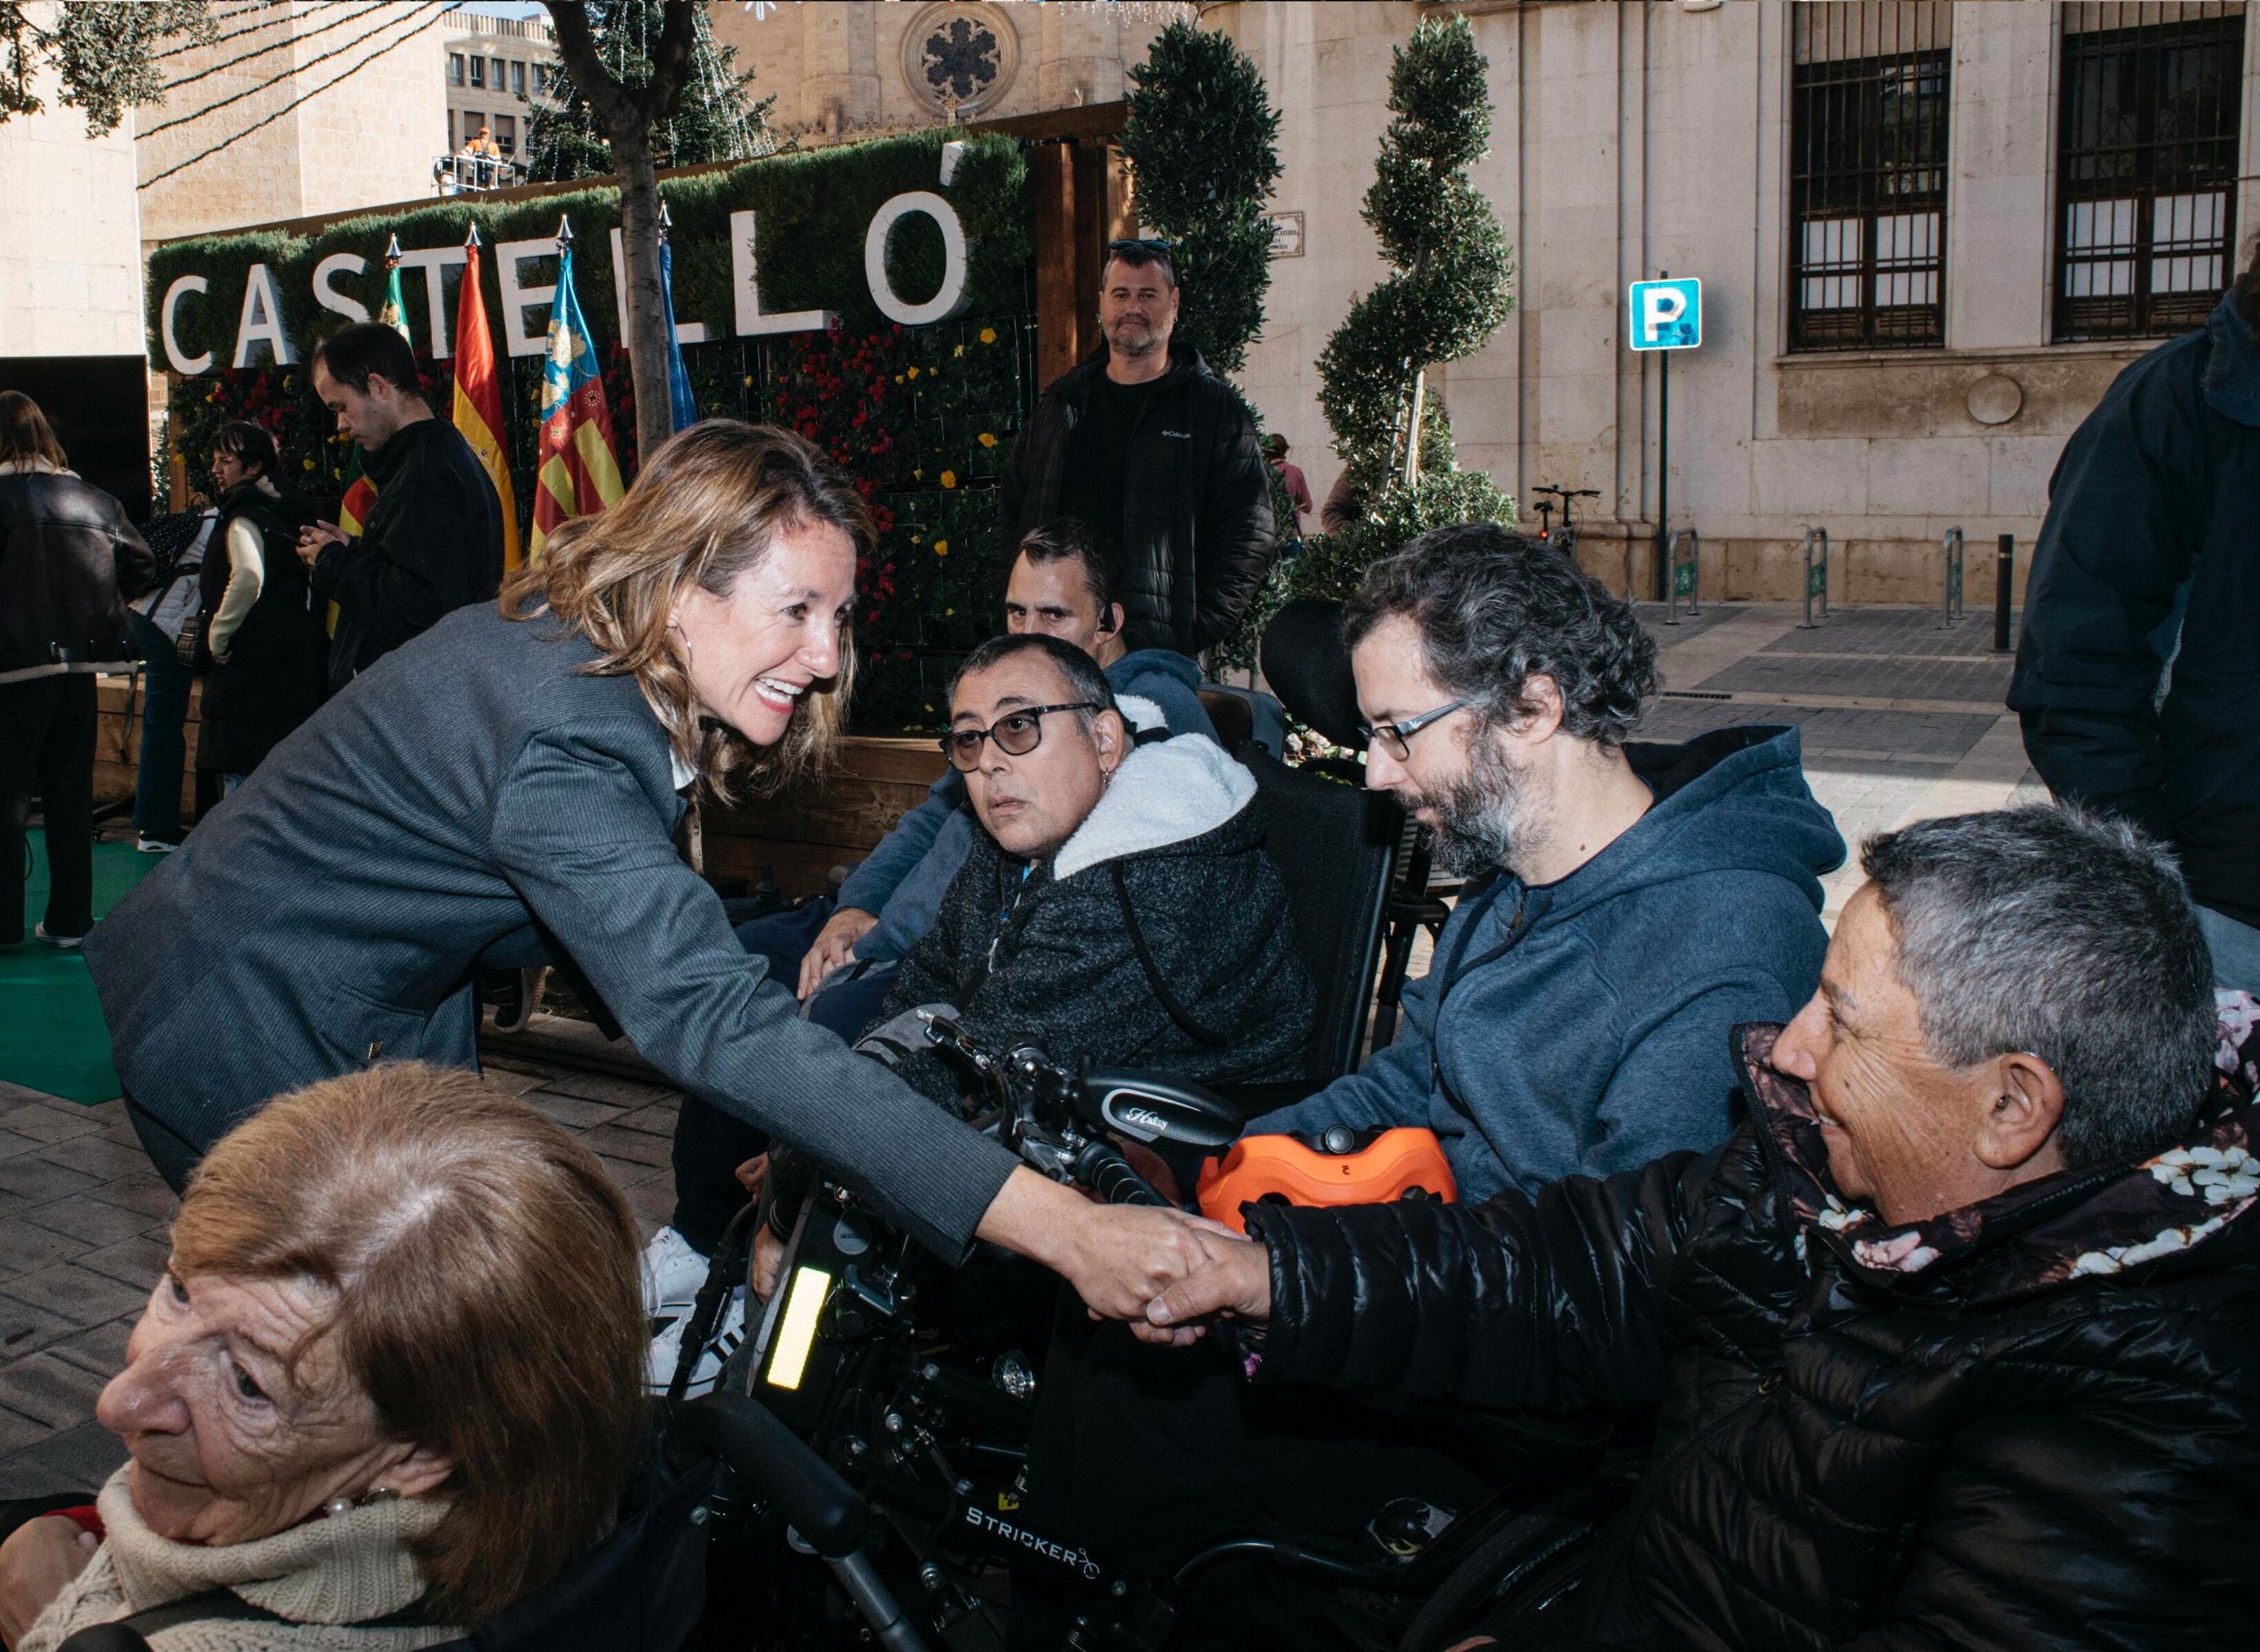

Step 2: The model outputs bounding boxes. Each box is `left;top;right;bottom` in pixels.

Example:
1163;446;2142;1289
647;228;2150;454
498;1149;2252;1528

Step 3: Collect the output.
1148;804;2259;1652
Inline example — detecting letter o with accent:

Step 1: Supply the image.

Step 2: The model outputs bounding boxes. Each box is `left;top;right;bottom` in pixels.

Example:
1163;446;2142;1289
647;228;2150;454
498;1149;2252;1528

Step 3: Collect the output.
864;191;972;326
161;275;213;376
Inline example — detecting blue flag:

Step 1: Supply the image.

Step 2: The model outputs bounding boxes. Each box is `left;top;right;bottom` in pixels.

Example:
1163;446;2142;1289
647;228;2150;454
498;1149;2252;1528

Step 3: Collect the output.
661;240;698;436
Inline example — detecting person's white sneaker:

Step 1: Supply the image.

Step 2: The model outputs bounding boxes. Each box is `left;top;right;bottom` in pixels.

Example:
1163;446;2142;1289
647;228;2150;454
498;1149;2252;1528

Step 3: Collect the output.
135;836;178;855
33;924;83;950
639;1224;710;1317
646;1287;746;1397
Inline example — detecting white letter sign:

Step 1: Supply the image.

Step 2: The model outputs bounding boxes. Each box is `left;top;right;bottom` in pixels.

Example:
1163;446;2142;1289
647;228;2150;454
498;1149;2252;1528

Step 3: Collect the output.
864;192;970;327
232;263;297;368
160;275;212;376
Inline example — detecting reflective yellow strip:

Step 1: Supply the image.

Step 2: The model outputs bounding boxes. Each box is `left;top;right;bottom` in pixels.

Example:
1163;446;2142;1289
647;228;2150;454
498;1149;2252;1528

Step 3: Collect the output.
764;1266;831;1391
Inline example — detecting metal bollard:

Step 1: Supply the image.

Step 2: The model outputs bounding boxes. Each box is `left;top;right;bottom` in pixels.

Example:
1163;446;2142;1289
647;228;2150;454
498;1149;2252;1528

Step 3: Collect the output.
1665;529;1701;624
1993;533;2015;654
1800;527;1831;626
1940;528;1964;628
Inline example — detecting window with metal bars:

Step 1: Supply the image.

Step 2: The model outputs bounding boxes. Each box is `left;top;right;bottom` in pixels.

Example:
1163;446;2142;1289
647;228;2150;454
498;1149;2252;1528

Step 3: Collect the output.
1789;2;1952;352
2054;3;2246;342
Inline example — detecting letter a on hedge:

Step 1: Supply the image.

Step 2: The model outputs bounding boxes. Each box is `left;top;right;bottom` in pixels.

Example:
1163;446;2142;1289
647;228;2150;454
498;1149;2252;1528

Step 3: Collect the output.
530;217;624;564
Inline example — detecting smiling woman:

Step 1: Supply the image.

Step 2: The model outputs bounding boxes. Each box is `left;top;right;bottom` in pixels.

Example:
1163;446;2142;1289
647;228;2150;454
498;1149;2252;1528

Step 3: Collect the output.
0;1063;645;1648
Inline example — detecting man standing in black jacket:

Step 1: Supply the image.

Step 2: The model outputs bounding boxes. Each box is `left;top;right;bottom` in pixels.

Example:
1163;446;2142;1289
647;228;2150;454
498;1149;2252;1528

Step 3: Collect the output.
297;323;505;693
2010;272;2260;994
997;241;1274;656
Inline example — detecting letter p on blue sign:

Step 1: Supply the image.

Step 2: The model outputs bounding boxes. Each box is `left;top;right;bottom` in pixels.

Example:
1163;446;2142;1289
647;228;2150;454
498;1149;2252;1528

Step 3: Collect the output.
1629;278;1702;351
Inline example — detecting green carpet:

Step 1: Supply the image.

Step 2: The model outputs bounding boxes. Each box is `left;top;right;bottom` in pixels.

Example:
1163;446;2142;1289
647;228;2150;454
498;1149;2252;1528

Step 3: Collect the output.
2;830;161;1105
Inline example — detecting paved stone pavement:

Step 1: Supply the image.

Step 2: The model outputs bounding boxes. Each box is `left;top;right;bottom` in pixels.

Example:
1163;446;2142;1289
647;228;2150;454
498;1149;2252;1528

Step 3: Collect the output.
0;603;2041;1496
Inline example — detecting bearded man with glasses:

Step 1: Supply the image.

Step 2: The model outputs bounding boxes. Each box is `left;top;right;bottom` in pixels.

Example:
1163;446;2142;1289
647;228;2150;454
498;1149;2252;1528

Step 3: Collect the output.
1012;524;1848;1649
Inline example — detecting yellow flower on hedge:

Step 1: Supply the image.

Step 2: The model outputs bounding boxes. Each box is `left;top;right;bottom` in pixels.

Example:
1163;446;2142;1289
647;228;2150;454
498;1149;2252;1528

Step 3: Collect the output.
302;458;315;470
939;469;957;489
934;540;950;558
979;327;997;344
907;366;919;380
977;431;997;449
945;607;955;617
742;375;753;387
953;344;965;358
894;374;904;384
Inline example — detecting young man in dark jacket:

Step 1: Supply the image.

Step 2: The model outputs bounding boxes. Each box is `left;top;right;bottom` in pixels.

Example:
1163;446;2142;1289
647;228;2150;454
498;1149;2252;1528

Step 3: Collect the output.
873;631;1309;1106
2010;277;2260;995
298;323;505;693
1012;527;1846;1644
1150;806;2259;1652
997;243;1275;656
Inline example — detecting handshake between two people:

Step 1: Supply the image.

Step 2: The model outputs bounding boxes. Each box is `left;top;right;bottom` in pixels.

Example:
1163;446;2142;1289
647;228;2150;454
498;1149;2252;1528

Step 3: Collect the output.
744;1149;1275;1342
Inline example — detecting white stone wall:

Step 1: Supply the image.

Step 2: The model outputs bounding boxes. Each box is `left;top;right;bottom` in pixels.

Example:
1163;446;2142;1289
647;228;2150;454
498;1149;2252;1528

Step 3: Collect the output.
0;55;144;358
1212;0;2254;602
137;0;449;245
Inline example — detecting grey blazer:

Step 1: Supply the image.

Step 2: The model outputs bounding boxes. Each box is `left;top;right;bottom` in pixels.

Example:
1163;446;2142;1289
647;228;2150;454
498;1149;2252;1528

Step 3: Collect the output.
83;603;1018;1261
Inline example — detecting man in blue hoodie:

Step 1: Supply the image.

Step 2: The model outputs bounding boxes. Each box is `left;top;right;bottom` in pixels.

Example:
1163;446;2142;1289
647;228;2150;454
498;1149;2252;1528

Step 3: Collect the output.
1012;525;1844;1648
647;520;1216;1375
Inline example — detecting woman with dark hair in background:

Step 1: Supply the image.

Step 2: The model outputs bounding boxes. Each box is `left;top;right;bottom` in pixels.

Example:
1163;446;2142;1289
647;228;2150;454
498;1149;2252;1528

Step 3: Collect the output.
0;390;154;948
192;422;327;796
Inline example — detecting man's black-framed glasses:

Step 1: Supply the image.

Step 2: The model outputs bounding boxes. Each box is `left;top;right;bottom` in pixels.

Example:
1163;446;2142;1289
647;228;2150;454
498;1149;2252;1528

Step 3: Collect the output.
941;703;1102;771
1358;697;1472;763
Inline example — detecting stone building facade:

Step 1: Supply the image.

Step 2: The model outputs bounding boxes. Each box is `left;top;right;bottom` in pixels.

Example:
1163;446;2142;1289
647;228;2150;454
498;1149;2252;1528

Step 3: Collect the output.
136;0;450;244
1211;0;2257;602
0;63;143;359
442;9;557;163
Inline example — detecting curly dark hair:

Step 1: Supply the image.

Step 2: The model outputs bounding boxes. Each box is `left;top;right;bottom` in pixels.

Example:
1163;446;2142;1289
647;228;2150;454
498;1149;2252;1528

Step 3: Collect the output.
1343;522;1658;746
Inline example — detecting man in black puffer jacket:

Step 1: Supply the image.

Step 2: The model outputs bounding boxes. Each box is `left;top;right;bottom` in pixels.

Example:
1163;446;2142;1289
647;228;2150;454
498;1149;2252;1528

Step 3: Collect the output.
1146;806;2260;1652
997;242;1274;656
869;630;1311;1104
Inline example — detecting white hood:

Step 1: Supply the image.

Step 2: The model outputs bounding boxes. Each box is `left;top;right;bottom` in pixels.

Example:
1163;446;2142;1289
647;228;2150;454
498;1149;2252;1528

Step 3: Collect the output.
1053;733;1257;882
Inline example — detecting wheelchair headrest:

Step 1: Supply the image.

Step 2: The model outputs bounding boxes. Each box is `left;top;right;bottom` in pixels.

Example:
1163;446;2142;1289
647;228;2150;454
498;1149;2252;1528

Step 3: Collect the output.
1259;599;1365;752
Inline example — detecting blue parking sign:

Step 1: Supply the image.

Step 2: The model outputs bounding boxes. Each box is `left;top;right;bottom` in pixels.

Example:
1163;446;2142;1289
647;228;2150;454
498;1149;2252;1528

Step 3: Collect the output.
1628;277;1702;351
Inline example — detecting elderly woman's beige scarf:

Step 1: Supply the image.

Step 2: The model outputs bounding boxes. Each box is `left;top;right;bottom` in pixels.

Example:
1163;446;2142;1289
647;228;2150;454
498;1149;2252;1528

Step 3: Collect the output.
19;1467;460;1651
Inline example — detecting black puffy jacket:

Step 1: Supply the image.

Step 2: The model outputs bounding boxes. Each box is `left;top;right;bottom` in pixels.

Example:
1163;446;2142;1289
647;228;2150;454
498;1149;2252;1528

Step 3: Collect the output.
196;482;327;776
997;341;1274;657
882;731;1312;1105
1243;1021;2260;1651
0;467;154;685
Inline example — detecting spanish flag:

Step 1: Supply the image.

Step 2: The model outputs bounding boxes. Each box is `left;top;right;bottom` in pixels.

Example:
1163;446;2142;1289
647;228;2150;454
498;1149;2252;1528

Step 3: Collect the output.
329;444;375;640
529;217;623;564
452;226;522;571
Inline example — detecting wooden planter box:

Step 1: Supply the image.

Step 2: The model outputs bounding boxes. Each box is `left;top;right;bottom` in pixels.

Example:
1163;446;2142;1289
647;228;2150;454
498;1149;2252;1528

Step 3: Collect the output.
701;735;948;899
93;672;201;817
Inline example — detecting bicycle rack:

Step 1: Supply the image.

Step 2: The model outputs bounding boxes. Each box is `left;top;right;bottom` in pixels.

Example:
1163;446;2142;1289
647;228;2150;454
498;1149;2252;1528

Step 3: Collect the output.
1800;527;1831;627
1664;529;1701;624
1939;527;1965;628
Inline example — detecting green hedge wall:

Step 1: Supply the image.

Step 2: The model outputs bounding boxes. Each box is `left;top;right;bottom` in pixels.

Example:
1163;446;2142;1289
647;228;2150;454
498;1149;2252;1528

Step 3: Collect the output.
145;128;1030;369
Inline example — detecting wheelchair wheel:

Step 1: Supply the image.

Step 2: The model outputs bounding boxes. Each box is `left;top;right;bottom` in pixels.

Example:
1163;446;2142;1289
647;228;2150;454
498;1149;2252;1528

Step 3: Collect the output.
1391;1487;1613;1652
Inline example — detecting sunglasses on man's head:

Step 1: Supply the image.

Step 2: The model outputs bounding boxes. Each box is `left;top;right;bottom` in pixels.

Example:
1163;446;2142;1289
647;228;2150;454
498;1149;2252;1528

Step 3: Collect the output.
939;702;1102;771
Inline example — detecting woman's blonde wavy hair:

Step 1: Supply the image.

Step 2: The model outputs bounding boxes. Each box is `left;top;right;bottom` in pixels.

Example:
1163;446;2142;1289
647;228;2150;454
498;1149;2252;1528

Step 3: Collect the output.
502;420;871;802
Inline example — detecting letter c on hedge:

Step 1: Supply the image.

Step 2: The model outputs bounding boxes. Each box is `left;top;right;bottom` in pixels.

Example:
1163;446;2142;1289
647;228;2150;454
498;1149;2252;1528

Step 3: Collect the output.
161;275;212;376
864;191;970;326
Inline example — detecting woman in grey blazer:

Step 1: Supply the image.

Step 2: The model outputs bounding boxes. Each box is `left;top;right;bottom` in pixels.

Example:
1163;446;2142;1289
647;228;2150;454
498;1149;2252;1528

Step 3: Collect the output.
84;422;1199;1316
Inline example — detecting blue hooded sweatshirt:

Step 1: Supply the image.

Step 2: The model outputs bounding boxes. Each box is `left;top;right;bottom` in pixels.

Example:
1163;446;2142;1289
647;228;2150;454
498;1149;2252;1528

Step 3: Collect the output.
838;648;1215;963
1253;725;1845;1202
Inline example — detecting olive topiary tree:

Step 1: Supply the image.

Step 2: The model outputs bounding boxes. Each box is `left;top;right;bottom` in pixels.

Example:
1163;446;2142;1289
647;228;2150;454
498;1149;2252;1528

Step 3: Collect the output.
1118;19;1281;376
1215;15;1515;674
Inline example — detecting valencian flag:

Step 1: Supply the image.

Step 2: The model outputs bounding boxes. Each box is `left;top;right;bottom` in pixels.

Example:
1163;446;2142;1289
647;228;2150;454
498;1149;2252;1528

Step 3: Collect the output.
660;204;698;435
529;216;624;562
451;225;523;571
378;234;411;344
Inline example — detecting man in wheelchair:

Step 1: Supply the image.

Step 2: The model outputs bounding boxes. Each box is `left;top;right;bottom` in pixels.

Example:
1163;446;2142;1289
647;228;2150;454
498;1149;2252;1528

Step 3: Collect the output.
1015;526;1847;1639
751;629;1312;1297
1148;806;2260;1651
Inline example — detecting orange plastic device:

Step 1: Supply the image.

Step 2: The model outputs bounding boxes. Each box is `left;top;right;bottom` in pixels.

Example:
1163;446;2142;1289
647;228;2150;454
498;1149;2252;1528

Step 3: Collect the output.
1195;1127;1458;1234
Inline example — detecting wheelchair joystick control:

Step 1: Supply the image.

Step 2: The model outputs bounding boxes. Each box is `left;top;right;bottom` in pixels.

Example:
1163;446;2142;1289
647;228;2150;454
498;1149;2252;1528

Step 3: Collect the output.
1323;1126;1356;1155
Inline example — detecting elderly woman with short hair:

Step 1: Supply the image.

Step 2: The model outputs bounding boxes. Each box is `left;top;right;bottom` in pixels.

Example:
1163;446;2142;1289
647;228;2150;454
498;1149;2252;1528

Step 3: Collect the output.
0;1063;645;1648
1150;804;2260;1652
